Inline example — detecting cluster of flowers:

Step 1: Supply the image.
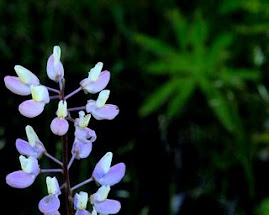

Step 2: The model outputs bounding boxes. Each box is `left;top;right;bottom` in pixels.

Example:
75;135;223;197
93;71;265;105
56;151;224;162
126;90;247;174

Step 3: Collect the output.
4;46;126;214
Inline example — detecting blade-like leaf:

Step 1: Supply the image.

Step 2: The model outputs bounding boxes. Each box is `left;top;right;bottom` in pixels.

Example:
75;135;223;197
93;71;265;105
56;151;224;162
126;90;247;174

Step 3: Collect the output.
166;80;196;119
139;78;179;116
146;54;194;75
133;33;177;57
199;78;239;132
207;33;233;68
220;68;260;87
188;12;208;52
166;9;188;50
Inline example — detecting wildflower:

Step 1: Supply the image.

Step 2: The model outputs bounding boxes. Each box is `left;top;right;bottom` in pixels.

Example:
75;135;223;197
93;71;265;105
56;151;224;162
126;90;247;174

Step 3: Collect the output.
6;155;40;188
19;85;50;118
50;100;69;136
86;90;119;120
74;191;91;215
47;46;64;82
39;176;61;214
90;185;121;214
80;62;110;94
4;65;40;95
16;125;46;158
92;152;125;186
72;111;96;159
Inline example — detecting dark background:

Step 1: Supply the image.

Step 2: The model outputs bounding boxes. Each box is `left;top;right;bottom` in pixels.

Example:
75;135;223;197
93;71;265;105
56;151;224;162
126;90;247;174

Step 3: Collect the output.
0;0;269;214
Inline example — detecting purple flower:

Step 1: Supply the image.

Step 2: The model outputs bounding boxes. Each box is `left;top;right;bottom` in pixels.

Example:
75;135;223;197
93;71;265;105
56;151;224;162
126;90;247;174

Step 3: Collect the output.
72;111;97;159
6;155;40;188
50;100;69;136
46;46;64;82
19;85;50;118
86;90;119;120
92;152;126;186
4;65;50;118
90;185;121;214
39;176;61;214
4;65;40;95
80;62;110;94
16;125;45;158
74;191;92;215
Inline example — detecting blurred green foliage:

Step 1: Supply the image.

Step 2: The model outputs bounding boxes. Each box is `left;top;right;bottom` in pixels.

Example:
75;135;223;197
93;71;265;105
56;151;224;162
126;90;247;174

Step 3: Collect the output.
0;0;269;215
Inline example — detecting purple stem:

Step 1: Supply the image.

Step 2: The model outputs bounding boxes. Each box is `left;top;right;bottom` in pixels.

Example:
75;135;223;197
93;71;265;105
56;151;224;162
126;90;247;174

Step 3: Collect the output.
65;87;82;100
50;95;60;100
44;152;63;166
40;169;63;173
46;87;60;94
71;177;93;191
68;106;86;112
68;153;76;170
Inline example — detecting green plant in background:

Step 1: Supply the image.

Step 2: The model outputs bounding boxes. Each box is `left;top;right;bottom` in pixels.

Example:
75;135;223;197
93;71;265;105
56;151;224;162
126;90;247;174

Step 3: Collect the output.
135;9;260;133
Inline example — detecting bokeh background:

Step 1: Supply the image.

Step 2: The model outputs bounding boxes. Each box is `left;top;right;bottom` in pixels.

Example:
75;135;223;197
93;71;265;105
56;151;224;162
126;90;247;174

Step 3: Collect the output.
0;0;269;214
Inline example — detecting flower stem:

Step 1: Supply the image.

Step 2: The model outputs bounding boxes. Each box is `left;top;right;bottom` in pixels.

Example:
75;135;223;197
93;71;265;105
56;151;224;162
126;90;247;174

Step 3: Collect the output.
65;87;82;100
46;86;60;94
71;177;93;191
40;168;63;173
68;106;86;112
50;95;60;100
68;153;76;170
62;134;73;215
44;152;63;166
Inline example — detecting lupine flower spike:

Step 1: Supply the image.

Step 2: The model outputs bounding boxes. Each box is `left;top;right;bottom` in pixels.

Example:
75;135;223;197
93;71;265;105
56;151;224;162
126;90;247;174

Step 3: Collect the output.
4;45;126;214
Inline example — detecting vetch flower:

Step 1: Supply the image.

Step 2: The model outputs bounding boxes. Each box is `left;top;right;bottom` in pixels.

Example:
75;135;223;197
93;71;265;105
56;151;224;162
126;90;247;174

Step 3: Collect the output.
19;85;50;118
6;155;40;188
16;125;46;158
90;185;121;214
86;90;119;120
47;46;64;82
80;62;110;94
4;65;40;96
92;152;126;186
39;176;61;214
50;100;69;136
72;111;96;159
74;191;92;215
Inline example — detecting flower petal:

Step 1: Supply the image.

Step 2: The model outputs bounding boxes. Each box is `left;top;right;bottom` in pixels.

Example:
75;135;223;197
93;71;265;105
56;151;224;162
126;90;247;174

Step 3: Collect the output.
87;103;119;120
47;54;64;82
19;99;45;118
31;85;50;103
16;138;45;158
72;140;92;159
6;170;36;188
4;76;31;95
100;163;126;186
50;117;69;136
92;152;112;182
75;210;92;215
94;199;121;214
82;71;110;94
38;194;60;214
75;126;97;144
45;211;60;215
14;65;40;85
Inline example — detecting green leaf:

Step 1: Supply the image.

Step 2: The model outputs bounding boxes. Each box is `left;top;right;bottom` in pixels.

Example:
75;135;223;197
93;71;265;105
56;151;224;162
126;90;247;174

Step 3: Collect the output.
166;80;196;119
199;78;238;132
189;11;208;51
256;198;269;215
146;54;194;75
208;33;233;68
133;33;177;57
139;79;179;116
220;68;260;86
166;9;188;50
